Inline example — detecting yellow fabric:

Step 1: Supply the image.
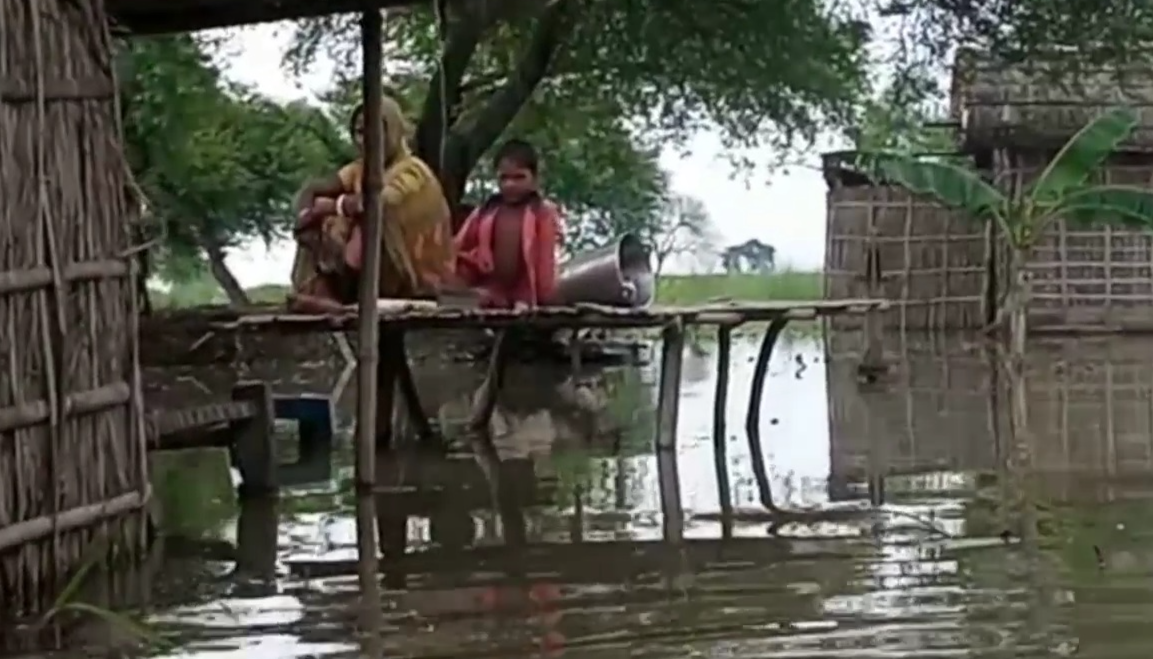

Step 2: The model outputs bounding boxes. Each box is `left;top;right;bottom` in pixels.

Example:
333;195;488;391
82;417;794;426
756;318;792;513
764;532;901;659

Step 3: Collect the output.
290;96;454;299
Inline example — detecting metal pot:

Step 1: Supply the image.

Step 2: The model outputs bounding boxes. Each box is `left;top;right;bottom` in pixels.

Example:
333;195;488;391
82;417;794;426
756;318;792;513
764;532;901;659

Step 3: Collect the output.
555;233;654;308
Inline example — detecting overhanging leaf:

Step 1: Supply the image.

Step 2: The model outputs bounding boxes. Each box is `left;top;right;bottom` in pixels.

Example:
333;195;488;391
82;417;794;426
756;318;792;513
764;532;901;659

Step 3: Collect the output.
1028;107;1139;205
1058;184;1153;230
859;152;1007;219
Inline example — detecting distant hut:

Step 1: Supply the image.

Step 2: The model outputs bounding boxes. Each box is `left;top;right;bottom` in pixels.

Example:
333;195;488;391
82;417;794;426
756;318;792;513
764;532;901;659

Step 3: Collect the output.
954;49;1153;331
822;151;997;332
0;0;147;625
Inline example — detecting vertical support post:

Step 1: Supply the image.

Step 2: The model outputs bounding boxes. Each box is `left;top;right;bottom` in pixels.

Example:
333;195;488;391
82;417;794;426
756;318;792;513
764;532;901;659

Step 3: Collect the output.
654;321;685;543
232;381;276;497
746;317;788;513
355;9;386;659
712;325;734;536
234;497;278;581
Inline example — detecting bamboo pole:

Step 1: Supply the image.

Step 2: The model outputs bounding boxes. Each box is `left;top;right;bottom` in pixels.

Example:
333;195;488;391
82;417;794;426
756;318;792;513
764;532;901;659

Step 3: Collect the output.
354;9;385;659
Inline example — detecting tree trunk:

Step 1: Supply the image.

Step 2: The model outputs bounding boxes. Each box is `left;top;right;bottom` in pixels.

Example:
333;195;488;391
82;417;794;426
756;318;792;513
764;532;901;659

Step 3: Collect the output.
202;240;251;307
426;0;575;231
1004;246;1032;536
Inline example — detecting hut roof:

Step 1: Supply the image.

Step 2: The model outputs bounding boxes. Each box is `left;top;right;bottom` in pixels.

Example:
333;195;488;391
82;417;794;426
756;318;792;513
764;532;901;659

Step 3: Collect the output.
107;0;426;35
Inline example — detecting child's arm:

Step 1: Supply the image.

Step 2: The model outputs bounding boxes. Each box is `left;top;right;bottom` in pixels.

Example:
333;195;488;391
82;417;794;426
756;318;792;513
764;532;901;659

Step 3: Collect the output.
533;203;561;305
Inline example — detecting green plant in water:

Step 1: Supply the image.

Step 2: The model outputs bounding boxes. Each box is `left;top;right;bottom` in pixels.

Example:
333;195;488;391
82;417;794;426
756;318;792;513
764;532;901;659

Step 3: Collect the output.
32;540;172;653
858;108;1153;452
860;107;1153;337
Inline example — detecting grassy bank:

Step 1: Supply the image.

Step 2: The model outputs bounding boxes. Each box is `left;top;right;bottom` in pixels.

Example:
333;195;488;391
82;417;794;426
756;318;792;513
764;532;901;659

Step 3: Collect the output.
655;271;822;305
152;271;824;309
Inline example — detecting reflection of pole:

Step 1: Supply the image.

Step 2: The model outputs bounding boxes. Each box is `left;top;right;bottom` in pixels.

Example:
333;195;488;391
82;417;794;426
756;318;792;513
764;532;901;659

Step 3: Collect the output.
570;484;584;543
235;497;278;581
746;318;788;513
654;323;685;541
713;326;734;538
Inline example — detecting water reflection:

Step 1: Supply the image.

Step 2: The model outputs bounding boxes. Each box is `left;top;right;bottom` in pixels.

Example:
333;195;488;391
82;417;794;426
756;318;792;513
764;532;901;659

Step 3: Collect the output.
21;333;1153;657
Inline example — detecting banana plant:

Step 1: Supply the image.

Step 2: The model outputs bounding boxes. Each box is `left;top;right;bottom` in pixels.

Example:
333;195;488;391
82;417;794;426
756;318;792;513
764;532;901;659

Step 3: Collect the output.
855;108;1153;456
857;107;1153;341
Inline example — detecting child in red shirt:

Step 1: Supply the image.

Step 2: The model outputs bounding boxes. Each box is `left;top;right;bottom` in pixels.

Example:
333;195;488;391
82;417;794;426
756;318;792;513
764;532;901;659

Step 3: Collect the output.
454;139;561;308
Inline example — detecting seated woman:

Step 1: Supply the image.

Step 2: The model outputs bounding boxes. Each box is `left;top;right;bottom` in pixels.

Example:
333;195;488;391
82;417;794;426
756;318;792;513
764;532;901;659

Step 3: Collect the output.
454;139;562;309
289;96;455;313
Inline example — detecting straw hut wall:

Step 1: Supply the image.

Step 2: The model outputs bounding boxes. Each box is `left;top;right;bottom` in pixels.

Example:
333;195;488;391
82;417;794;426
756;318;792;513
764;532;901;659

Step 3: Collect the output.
824;331;1000;496
993;152;1153;331
0;0;148;620
823;153;995;332
1024;337;1153;486
951;48;1153;153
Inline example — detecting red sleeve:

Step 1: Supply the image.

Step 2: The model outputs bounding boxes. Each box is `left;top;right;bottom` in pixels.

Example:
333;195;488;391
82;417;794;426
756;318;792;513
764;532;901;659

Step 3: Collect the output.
533;205;560;305
454;208;483;284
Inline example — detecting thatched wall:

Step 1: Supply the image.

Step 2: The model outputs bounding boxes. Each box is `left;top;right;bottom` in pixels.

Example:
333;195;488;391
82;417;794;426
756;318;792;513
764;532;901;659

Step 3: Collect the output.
828;332;1153;498
952;49;1153;151
825;331;1000;485
998;152;1153;331
0;0;147;621
1025;337;1153;480
823;153;994;331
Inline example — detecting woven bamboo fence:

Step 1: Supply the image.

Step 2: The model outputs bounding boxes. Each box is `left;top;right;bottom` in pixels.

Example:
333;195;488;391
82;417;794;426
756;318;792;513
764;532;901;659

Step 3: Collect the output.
1024;337;1153;489
951;48;1153;152
825;331;1000;486
0;0;148;622
823;152;995;332
995;152;1153;331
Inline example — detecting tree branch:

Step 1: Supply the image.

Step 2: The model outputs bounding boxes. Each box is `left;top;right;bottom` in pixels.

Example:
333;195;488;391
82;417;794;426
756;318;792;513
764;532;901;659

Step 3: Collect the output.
446;0;575;182
414;16;485;178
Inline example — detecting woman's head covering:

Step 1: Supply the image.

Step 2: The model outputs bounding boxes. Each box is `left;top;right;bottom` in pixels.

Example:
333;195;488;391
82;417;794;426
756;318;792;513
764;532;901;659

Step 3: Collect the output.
350;95;412;165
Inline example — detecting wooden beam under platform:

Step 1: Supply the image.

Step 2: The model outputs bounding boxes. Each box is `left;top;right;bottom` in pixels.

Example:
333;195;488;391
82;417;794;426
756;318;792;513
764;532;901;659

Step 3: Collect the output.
286;536;869;580
160;299;890;333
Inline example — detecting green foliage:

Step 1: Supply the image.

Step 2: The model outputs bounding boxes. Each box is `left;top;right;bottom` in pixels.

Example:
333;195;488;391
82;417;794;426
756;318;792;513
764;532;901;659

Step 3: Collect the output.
852;73;955;154
120;35;349;282
859;108;1153;250
285;0;871;248
288;1;868;153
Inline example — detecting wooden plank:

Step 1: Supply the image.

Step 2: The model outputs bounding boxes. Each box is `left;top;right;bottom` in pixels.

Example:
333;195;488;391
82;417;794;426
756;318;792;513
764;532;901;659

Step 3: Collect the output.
286;537;864;580
145;399;256;439
0;492;146;553
199;299;891;334
0;259;128;296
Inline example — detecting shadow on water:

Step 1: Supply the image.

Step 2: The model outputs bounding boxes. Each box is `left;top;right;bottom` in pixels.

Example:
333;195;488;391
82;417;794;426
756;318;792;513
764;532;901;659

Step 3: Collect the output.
19;332;1153;657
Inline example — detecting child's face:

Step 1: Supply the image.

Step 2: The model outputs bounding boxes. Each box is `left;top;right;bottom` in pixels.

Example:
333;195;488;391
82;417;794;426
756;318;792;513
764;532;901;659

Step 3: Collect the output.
497;158;536;201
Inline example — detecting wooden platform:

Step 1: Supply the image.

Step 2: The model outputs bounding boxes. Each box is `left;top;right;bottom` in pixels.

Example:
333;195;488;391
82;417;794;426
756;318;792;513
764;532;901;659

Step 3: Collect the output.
151;299;889;333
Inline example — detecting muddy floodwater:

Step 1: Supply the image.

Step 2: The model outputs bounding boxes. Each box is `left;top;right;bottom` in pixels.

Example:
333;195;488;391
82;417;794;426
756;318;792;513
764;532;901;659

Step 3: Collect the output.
19;333;1153;658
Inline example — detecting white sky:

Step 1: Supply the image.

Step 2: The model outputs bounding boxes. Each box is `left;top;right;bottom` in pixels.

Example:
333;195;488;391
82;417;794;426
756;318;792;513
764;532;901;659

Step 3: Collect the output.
215;23;839;287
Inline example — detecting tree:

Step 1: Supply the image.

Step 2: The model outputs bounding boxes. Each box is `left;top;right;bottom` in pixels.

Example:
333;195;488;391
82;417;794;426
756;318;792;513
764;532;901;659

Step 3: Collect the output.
120;35;349;306
646;195;716;277
286;0;870;213
862;108;1153;473
312;75;670;253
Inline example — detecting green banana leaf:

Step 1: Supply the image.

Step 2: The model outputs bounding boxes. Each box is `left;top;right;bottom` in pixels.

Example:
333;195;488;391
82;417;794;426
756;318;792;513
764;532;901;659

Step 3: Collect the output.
1058;184;1153;230
861;152;1008;220
1028;107;1139;205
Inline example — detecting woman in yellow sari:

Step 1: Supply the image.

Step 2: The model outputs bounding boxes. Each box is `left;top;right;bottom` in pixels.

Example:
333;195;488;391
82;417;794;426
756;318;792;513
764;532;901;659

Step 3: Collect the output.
288;96;455;313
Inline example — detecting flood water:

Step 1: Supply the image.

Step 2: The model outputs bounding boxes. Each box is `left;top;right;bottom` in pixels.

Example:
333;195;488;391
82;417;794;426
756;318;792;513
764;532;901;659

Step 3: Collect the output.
18;332;1153;657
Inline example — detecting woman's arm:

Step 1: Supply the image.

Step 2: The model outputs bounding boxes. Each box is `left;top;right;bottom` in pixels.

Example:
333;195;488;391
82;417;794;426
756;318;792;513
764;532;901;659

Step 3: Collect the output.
453;208;485;284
